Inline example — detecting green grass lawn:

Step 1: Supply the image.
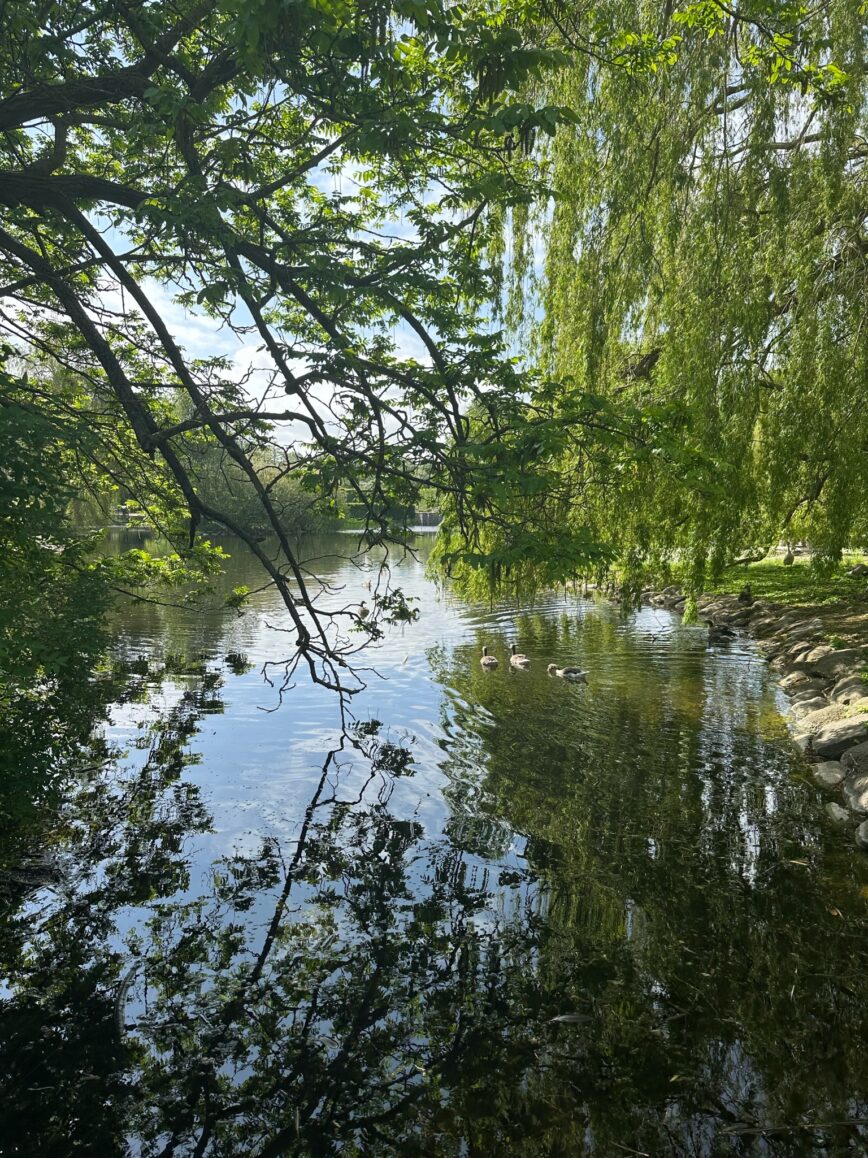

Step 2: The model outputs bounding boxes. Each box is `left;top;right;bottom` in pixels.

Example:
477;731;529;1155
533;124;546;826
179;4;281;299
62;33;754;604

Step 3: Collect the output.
709;556;868;608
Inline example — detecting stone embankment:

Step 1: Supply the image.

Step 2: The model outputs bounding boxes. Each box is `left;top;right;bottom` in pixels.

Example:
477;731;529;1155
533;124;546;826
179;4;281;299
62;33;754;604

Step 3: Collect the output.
649;586;868;848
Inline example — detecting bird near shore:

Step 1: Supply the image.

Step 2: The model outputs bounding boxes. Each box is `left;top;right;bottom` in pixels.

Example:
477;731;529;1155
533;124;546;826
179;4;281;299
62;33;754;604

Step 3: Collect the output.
510;644;530;669
358;600;369;619
547;664;588;682
480;646;498;669
707;622;736;645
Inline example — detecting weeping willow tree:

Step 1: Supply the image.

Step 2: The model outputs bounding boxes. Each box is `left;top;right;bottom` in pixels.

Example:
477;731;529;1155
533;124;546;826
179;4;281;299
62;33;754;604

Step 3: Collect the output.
437;0;867;599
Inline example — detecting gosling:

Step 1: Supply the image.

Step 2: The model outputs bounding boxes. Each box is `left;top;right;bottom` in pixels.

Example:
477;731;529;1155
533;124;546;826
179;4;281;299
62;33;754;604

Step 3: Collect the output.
547;664;588;682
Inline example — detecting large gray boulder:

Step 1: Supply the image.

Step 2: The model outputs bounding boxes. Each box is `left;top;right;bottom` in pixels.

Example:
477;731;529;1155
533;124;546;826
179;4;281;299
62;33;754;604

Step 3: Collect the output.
826;802;850;824
699;597;731;616
809;648;868;680
785;641;818;664
830;674;868;705
752;615;781;638
780;670;821;692
842;741;868;778
797;701;868;735
771;648;815;672
792;696;829;719
812;761;845;788
843;771;868;813
856;820;868;849
813;715;868;759
767;629;827;667
790;682;831;703
773;611;814;630
801;644;836;665
773;618;824;642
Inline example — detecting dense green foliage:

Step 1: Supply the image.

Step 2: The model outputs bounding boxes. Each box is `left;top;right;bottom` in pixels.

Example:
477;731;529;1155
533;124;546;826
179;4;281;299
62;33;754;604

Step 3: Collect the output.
0;379;110;811
0;0;864;664
473;0;867;594
0;356;236;847
0;0;585;693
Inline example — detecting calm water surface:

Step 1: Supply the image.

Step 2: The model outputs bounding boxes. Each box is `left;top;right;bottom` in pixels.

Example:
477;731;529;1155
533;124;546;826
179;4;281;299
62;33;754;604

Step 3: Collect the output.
2;532;868;1157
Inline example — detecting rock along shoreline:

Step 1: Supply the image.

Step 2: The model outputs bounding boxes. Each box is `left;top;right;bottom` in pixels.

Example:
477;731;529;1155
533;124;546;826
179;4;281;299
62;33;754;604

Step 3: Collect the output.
647;586;868;849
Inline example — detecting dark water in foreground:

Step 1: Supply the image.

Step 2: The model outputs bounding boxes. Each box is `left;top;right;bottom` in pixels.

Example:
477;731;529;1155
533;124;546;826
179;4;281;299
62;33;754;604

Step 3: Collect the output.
2;532;868;1157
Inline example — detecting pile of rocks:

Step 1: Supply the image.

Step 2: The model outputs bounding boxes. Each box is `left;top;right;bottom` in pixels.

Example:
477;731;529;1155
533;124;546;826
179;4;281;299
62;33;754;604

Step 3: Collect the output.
653;588;868;848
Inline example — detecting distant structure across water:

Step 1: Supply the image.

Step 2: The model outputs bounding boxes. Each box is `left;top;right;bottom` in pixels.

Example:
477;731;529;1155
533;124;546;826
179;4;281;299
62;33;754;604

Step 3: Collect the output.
414;510;441;527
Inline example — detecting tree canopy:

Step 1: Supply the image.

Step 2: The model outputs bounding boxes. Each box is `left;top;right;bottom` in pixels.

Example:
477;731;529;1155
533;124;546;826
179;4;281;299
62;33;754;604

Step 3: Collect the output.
471;0;867;598
0;0;865;685
0;0;586;695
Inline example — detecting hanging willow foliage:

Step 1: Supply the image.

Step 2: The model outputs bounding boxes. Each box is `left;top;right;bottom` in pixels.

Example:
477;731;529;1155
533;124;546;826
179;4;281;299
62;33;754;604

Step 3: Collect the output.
437;0;867;599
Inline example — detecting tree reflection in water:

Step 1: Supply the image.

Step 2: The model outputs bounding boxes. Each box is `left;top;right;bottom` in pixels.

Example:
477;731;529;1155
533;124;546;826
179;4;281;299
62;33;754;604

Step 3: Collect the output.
2;656;868;1158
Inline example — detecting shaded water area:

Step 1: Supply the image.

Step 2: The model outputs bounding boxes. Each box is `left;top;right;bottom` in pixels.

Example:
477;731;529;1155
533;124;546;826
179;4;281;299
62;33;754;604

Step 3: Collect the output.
2;531;868;1156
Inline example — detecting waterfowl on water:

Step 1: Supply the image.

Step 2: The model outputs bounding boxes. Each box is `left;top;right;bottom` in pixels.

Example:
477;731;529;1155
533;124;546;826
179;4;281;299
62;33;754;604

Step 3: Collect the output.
480;646;498;670
706;620;736;645
358;600;370;619
510;644;530;669
547;664;588;683
708;630;735;646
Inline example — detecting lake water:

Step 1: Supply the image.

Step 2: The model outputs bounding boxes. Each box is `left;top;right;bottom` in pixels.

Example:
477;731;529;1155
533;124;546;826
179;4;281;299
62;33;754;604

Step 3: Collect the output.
2;531;868;1157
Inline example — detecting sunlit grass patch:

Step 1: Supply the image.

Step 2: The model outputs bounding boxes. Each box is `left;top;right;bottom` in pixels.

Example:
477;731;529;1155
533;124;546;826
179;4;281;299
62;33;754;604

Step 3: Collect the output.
710;556;868;608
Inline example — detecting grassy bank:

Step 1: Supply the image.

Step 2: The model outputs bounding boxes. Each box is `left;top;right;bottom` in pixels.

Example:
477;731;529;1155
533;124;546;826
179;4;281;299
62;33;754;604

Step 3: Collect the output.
708;557;868;608
705;557;868;648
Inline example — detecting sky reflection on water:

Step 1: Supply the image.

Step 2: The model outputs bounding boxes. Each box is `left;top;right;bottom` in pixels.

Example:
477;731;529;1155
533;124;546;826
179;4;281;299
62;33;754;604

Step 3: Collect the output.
2;532;867;1157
